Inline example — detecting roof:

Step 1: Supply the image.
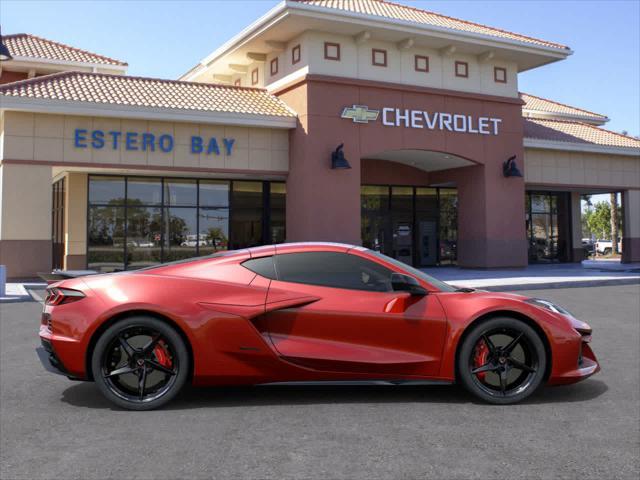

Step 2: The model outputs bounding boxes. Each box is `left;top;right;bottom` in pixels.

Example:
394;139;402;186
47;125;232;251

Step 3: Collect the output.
0;71;297;118
520;92;608;123
523;118;640;149
292;0;569;50
2;33;127;67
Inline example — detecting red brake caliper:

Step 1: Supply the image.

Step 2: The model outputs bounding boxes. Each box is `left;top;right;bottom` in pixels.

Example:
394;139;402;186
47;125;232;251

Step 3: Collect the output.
153;341;172;368
473;340;490;382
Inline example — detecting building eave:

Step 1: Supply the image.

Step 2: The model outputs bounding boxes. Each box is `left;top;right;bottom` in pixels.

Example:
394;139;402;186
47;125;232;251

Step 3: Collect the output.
0;96;297;129
4;55;128;72
524;138;640;157
522;110;609;126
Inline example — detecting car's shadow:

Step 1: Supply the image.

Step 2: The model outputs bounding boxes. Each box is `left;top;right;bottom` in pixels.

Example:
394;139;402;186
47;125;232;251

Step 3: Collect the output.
60;379;609;411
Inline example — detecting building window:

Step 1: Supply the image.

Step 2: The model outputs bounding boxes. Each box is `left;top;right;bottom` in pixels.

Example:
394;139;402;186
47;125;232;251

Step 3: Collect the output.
292;44;301;65
270;58;279;76
87;175;286;272
494;66;507;83
251;68;259;85
455;61;468;78
324;42;340;61
414;55;429;73
372;48;387;67
234;78;241;86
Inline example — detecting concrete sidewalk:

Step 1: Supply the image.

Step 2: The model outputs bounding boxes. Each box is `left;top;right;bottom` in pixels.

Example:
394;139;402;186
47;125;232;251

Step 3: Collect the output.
426;263;640;291
0;283;46;303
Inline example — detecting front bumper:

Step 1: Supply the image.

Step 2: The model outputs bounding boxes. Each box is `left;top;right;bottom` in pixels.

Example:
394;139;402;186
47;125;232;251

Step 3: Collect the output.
548;337;601;386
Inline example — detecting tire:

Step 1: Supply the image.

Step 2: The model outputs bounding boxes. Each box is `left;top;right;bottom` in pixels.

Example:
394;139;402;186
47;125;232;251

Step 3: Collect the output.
603;248;612;256
457;317;547;405
91;316;189;411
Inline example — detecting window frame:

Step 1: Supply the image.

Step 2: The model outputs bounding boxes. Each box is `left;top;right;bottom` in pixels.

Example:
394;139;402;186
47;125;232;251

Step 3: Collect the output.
414;55;429;73
455;61;469;78
292;44;301;65
324;42;341;61
494;66;507;83
371;48;387;67
270;57;279;76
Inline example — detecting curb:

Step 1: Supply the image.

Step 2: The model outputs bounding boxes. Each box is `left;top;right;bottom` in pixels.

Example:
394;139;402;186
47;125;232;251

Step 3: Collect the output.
478;278;640;292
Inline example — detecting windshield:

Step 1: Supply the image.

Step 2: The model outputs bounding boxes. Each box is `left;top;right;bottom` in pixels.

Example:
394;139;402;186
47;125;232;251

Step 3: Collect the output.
366;250;457;292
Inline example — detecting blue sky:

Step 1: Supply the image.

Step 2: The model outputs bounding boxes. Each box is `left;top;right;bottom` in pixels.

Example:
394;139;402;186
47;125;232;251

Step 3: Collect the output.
2;0;639;136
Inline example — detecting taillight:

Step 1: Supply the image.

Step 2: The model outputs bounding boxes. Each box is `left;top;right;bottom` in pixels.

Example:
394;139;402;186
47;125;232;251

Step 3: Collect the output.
45;287;85;306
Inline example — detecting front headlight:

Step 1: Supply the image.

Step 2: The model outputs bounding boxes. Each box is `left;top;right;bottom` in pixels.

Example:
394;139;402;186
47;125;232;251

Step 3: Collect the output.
525;298;572;316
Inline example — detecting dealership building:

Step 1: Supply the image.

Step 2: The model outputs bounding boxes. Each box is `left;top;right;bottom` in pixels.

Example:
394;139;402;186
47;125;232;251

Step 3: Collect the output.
1;0;639;279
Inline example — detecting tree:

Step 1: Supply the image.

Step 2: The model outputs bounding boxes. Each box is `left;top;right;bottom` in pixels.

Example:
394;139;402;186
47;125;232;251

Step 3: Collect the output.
610;193;619;254
584;201;612;240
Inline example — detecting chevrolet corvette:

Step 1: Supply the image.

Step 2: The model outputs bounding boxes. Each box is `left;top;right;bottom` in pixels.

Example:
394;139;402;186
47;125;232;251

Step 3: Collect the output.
37;242;599;410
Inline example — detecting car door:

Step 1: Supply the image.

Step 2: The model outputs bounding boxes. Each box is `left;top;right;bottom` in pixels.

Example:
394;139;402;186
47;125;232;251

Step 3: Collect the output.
263;250;448;377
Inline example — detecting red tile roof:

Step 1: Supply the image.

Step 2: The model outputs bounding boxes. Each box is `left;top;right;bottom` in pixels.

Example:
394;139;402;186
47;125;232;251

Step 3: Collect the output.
520;93;608;121
524;118;640;149
292;0;569;50
3;33;127;67
0;71;296;118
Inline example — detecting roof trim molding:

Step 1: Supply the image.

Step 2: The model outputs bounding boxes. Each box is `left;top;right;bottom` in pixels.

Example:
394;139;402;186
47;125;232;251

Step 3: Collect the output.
522;110;609;126
288;0;572;54
180;0;571;81
0;96;297;129
524;138;640;157
5;55;128;72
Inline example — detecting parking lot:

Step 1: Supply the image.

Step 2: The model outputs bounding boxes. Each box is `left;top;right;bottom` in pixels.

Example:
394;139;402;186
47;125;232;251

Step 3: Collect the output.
1;284;639;479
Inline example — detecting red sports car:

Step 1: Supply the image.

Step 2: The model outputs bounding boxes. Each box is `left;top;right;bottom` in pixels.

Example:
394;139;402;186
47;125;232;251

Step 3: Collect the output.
37;243;599;410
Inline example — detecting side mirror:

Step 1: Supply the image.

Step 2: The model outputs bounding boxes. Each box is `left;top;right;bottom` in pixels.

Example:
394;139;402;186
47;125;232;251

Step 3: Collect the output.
391;273;428;296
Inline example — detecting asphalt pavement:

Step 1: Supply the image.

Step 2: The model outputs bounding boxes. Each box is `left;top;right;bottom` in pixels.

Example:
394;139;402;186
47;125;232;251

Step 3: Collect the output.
1;285;638;479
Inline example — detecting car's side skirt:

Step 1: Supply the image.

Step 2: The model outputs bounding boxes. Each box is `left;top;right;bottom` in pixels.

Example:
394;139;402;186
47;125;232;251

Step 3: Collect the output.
257;380;454;387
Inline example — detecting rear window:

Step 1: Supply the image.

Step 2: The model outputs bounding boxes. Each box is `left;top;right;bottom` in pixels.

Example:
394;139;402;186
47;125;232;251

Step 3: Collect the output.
242;256;277;279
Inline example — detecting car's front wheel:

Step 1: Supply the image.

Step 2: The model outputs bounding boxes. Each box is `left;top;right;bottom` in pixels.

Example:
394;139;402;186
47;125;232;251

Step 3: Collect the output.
457;317;547;404
91;316;189;410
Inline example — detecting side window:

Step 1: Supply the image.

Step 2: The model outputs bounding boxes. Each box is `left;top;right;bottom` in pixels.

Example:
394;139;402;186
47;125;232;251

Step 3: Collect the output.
242;256;276;279
275;252;392;292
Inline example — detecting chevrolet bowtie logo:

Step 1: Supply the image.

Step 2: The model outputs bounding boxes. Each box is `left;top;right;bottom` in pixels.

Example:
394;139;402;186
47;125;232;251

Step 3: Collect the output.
341;105;380;124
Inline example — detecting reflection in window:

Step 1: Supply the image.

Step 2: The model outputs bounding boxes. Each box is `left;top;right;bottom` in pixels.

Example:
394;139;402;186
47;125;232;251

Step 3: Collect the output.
164;179;197;207
199;208;229;255
87;176;285;270
126;207;163;269
88;206;125;272
164;208;198;262
128;177;162;206
89;176;125;205
200;180;229;207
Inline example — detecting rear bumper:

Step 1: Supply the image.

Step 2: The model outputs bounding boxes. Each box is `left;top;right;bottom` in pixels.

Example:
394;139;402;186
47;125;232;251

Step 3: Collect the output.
36;337;83;380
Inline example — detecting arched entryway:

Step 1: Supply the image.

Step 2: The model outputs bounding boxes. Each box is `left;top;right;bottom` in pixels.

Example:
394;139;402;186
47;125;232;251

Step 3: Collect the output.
360;150;476;267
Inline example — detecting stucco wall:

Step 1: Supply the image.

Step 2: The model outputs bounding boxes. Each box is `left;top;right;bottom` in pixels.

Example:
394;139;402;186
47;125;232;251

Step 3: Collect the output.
1;111;289;173
524;148;640;189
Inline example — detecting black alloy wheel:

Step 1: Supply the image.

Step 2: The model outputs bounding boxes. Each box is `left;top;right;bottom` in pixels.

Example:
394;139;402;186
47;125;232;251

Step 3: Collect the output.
457;317;547;404
92;316;189;410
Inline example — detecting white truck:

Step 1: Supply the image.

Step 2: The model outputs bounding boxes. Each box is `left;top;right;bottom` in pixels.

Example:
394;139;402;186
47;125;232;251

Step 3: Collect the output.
594;238;622;255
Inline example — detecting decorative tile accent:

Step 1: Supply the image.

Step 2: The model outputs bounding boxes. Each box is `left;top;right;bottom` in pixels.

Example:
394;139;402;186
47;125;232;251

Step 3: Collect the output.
455;61;468;78
494;66;507;83
414;55;429;73
372;48;387;67
324;42;340;61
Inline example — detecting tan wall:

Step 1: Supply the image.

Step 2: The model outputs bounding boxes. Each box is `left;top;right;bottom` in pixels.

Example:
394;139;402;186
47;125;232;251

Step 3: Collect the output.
267;31;519;98
196;30;519;98
1;111;289;172
524;148;640;189
0;162;52;240
65;172;88;262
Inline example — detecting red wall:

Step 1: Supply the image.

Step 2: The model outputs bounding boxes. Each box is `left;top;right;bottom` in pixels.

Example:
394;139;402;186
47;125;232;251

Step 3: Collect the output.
276;75;527;268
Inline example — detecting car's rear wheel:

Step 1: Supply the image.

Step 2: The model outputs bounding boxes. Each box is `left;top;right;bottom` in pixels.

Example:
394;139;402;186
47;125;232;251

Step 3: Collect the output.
457;317;547;404
91;316;189;410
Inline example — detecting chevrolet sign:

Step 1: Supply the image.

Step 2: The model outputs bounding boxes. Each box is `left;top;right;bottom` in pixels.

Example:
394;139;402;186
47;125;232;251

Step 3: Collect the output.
341;105;380;123
340;104;502;135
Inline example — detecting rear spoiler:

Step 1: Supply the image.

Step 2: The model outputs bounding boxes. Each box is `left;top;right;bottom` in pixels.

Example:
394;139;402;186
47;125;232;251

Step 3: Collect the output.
38;270;99;285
